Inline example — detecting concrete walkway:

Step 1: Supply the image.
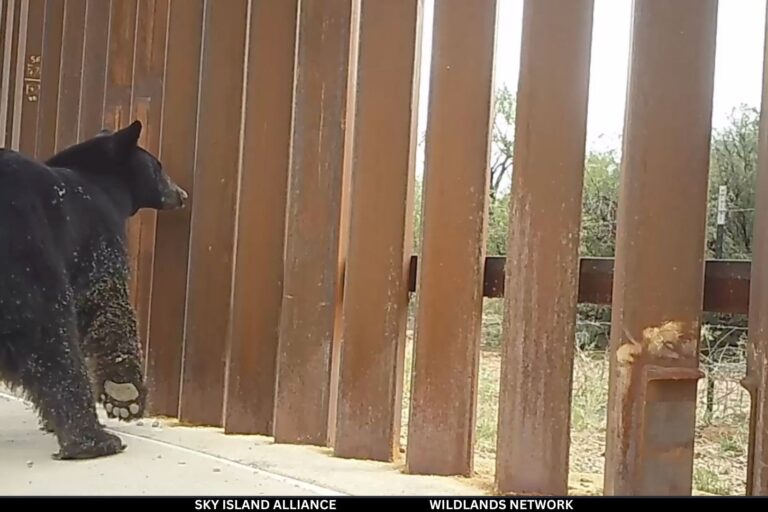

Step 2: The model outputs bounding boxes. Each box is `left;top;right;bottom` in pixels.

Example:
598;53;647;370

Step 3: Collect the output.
0;391;486;496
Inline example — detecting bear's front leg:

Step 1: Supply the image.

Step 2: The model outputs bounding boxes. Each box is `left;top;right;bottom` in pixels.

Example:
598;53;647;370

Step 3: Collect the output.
80;275;147;421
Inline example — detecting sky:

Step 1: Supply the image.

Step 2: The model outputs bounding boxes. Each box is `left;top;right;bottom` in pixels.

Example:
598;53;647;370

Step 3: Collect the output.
416;0;768;154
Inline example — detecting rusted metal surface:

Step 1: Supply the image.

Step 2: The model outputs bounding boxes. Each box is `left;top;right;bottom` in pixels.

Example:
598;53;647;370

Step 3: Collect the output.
326;0;359;450
1;0;42;152
128;0;169;361
102;0;136;134
1;0;21;149
702;260;751;314
496;0;593;495
0;1;7;144
33;0;63;159
333;0;422;462
273;0;356;446
603;1;718;496
223;0;298;436
406;0;498;477
576;258;613;306
8;0;27;149
54;0;85;152
9;0;29;150
0;0;10;147
0;0;11;145
0;0;4;48
744;3;768;495
16;0;43;155
145;0;203;418
178;0;248;427
76;0;109;140
407;257;749;314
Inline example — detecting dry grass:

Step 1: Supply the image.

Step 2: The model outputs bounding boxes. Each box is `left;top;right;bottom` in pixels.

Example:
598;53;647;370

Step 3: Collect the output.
399;310;751;496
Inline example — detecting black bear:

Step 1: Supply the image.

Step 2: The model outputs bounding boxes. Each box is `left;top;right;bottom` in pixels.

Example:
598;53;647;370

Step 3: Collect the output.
0;121;187;460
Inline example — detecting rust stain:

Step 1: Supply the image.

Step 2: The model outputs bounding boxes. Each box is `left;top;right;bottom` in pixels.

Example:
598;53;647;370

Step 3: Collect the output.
617;321;696;367
643;321;696;360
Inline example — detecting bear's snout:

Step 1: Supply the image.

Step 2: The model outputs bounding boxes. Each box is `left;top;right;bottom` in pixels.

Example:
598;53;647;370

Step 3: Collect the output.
176;187;188;206
162;185;188;209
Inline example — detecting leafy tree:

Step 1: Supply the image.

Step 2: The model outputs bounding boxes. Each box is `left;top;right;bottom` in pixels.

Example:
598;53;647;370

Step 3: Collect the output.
707;104;759;259
410;90;758;354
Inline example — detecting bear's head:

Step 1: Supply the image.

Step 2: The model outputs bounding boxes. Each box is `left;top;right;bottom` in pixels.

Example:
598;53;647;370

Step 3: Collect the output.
46;120;188;215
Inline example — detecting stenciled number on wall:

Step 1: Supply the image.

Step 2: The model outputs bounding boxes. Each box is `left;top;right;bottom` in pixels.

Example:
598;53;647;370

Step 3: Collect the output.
24;55;41;102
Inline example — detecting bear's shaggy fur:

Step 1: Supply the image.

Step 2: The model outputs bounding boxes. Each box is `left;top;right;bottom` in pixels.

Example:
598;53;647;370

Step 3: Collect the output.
78;260;146;421
0;121;187;460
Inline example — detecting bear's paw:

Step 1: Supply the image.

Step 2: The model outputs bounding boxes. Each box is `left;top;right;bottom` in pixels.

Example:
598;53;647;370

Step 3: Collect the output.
100;379;145;421
53;429;126;460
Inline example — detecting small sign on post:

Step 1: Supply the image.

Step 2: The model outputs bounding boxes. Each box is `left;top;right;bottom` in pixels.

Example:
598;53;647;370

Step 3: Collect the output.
717;185;728;226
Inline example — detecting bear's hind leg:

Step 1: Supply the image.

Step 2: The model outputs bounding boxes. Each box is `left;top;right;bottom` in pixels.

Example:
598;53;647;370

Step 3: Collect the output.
0;334;57;434
20;315;125;460
38;409;55;433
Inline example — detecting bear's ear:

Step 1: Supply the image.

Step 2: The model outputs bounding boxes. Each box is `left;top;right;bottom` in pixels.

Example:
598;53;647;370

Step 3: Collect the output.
111;120;142;155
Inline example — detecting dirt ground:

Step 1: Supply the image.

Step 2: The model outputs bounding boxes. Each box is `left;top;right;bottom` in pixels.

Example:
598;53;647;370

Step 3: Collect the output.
400;339;751;496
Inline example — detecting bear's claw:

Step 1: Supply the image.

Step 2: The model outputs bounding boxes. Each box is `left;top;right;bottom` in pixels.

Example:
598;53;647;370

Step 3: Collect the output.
53;429;126;460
